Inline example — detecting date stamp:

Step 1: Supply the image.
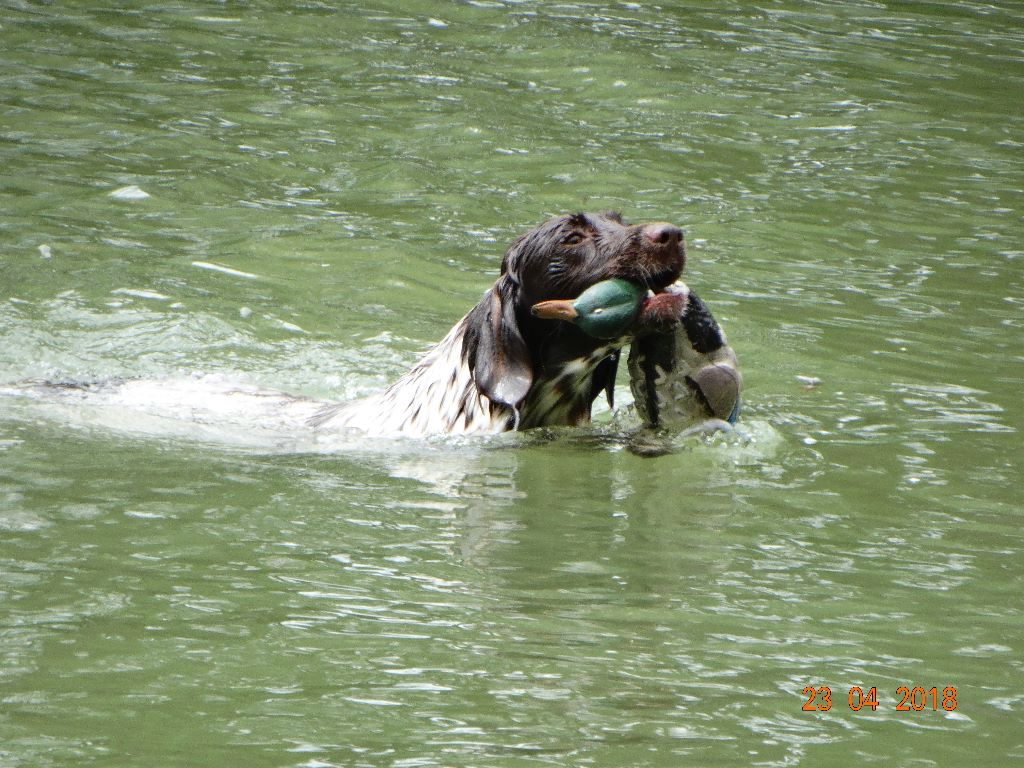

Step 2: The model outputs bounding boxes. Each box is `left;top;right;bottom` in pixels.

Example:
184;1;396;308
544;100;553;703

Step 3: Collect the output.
802;685;957;712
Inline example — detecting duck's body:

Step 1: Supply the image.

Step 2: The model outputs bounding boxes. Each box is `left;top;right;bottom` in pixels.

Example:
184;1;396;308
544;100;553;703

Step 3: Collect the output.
626;282;741;429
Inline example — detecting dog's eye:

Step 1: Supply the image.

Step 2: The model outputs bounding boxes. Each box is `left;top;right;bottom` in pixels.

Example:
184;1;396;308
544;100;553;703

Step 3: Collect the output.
562;232;585;246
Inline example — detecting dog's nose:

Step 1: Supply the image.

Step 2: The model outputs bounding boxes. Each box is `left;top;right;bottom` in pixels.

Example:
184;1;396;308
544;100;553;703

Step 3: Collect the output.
643;223;682;246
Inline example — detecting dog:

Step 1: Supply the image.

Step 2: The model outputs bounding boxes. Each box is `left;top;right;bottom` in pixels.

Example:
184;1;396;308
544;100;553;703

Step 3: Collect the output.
311;211;733;437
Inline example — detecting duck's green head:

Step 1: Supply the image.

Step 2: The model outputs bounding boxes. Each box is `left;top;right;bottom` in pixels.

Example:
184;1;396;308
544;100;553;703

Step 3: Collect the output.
531;278;646;339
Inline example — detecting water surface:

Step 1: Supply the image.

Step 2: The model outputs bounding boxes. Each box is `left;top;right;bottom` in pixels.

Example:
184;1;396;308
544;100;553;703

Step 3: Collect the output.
1;2;1022;766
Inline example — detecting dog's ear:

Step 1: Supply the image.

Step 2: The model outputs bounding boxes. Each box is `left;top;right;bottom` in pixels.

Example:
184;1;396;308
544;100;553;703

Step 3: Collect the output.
462;277;533;410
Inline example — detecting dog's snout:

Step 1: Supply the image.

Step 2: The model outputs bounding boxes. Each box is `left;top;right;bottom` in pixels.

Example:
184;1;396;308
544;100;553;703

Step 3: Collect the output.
643;223;682;247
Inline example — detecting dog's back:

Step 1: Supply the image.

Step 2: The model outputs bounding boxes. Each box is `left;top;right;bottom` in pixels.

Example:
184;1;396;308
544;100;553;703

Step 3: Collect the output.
311;319;511;436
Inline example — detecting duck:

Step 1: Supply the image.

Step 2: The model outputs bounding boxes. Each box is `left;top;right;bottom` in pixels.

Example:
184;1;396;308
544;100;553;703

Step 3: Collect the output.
532;279;742;429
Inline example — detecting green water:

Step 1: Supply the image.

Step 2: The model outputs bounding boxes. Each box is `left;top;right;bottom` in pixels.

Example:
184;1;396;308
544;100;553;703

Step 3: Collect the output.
1;2;1022;766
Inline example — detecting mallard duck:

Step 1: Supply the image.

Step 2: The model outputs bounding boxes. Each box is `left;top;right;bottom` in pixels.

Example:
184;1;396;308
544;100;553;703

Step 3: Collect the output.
533;279;742;429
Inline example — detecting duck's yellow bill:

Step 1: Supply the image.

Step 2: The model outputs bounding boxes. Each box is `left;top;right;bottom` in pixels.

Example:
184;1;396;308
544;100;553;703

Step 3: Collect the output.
531;299;579;322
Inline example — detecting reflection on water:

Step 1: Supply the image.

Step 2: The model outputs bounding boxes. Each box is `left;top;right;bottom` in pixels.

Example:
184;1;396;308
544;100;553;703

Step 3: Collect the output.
2;1;1022;766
